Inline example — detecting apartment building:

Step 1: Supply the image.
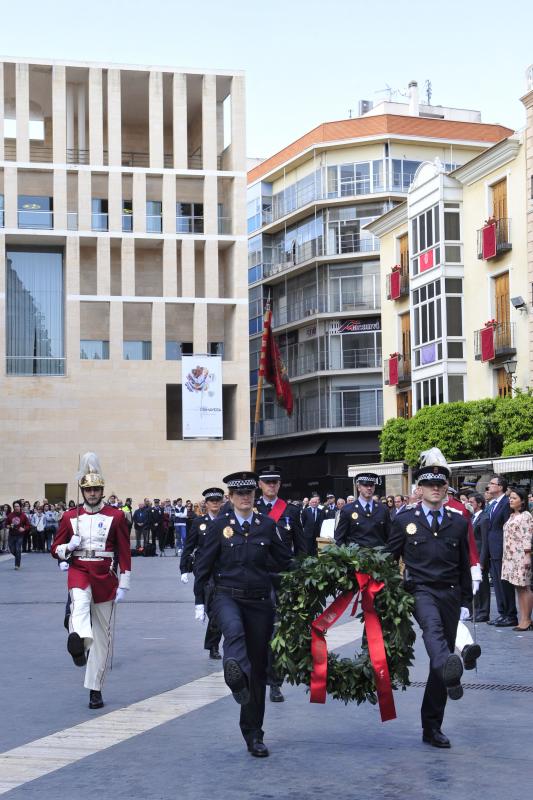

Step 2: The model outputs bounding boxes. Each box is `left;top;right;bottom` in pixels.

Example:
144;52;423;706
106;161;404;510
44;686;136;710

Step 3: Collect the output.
0;57;249;502
521;65;533;382
247;86;512;497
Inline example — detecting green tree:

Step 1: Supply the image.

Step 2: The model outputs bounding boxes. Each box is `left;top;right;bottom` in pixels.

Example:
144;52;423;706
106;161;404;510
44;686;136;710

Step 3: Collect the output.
501;438;533;457
494;392;533;448
380;417;410;462
461;398;502;458
404;402;471;466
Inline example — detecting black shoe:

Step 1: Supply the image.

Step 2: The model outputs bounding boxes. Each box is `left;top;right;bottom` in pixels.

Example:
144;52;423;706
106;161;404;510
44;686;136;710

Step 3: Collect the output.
462;643;481;670
67;632;87;667
89;690;104;709
487;615;505;625
247;737;269;758
209;647;222;660
495;617;518;627
442;654;463;700
269;685;284;703
423;728;451;748
63;614;70;632
475;615;490;623
223;658;250;705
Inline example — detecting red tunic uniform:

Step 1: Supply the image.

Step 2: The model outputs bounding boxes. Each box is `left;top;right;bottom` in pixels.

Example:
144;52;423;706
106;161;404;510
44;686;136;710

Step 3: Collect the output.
52;505;131;603
445;496;479;567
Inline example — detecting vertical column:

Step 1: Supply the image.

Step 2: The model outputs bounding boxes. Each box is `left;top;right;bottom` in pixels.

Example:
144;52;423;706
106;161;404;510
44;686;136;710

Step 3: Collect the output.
163;238;177;297
132;172;146;233
97;237;111;296
0;63;4;161
77;169;92;231
152;301;166;361
181;237;195;296
65;237;80;372
15;63;30;162
162;172;176;234
3;166;17;228
109;300;123;361
121;238;135;296
53;169;67;229
77;82;87;153
193;303;208;353
52;66;66;163
0;234;6;362
204;240;218;298
203;174;218;235
229;75;246;172
66;83;75;152
65;235;80;294
88;67;103;165
232;175;246;237
108;171;122;232
173;73;187;169
149;71;164;169
202;74;217;171
107;69;121;166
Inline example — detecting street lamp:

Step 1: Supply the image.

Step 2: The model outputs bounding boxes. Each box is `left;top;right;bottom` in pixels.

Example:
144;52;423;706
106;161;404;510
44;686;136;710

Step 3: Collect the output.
503;359;518;390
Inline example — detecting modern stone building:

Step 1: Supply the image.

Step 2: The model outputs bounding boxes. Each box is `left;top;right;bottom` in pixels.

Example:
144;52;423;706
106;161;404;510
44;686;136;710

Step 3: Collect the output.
247;85;512;497
0;56;249;503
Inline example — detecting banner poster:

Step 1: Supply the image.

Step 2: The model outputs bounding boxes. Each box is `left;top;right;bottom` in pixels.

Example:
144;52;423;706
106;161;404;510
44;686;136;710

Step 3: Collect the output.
182;355;223;438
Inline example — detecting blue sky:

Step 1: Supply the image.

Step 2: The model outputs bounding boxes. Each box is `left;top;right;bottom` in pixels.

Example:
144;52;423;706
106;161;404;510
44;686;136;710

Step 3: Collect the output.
2;0;532;157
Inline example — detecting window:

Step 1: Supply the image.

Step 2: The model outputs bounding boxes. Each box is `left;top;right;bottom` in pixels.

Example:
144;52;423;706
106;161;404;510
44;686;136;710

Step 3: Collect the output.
445;277;463;358
392;159;421;191
0;194;4;227
166;341;193;360
444;203;461;263
448;375;464;402
146;200;162;233
176;202;203;233
412;279;442;366
80;340;109;360
6;248;64;375
331;387;383;427
208;341;224;357
414;376;444;410
18;196;53;229
249;286;264;336
123;341;152;360
248;235;263;284
411;205;440;275
91;198;108;231
122;200;133;232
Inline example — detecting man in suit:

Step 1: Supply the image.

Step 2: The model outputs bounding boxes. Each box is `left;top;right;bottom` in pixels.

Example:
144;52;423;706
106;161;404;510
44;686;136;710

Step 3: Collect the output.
301;495;323;555
335;472;390;548
469;493;491;622
323;494;337;520
486;475;517;626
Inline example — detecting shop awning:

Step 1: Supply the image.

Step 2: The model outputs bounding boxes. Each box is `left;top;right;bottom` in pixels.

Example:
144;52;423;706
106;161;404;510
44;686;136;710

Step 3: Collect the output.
347;461;404;478
493;456;533;473
257;437;326;459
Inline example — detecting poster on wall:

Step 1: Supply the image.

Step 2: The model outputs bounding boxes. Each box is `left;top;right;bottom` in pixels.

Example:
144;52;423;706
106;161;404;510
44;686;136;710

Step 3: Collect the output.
182;355;223;438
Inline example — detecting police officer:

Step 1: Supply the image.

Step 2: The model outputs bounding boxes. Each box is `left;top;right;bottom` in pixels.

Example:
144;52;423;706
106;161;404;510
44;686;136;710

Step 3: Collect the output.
194;471;293;758
323;493;337;520
180;487;225;659
255;465;305;703
388;448;472;749
334;472;390;548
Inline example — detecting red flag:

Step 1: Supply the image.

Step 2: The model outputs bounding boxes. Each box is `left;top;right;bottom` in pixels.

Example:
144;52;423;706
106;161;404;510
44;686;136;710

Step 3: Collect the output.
259;305;293;416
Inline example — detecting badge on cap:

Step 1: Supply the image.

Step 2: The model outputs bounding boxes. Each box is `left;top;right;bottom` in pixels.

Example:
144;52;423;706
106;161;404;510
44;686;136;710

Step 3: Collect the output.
352;512;358;520
223;526;233;539
406;523;417;535
199;523;207;531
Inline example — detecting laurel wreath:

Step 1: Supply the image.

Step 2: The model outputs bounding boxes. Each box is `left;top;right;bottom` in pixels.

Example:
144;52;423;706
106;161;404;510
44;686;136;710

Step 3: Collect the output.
271;545;416;705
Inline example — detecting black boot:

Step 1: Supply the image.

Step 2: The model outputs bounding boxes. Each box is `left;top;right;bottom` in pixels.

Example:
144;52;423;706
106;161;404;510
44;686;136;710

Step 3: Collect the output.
223;658;250;705
89;690;104;709
67;632;86;667
269;685;284;702
462;643;481;670
209;646;222;660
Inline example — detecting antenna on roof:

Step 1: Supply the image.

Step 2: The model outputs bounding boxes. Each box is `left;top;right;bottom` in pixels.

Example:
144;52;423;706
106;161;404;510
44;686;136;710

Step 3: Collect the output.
425;80;432;105
375;84;408;101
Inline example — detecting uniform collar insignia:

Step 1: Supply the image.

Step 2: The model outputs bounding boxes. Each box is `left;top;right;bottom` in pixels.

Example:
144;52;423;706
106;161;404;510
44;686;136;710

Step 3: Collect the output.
255;518;261;525
229;519;236;524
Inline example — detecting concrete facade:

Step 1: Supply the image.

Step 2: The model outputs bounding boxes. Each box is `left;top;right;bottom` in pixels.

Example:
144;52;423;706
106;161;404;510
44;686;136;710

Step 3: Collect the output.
0;57;249;503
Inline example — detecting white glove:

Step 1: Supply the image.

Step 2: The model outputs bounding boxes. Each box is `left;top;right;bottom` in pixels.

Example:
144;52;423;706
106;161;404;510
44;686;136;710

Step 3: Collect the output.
59;561;69;571
472;580;480;595
115;588;127;603
195;604;205;622
180;573;189;584
470;564;482;596
460;607;470;621
67;534;81;552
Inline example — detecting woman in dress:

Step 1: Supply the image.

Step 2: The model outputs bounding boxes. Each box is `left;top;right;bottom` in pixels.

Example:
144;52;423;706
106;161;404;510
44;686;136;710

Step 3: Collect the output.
502;487;533;631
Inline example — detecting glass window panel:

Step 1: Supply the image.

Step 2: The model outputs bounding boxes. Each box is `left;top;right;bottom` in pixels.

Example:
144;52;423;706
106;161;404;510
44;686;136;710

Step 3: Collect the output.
448;375;464;402
434;206;440;242
18;195;53;229
446;296;462;336
80;340;109;360
445;278;462;293
448;341;463;358
411;218;418;253
426;208;433;247
444;211;460;241
123;341;152;360
419;216;426;251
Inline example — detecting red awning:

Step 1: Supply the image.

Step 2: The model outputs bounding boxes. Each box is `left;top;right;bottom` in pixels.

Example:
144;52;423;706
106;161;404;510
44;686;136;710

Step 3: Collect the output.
389;355;399;385
389;271;401;300
480;326;495;362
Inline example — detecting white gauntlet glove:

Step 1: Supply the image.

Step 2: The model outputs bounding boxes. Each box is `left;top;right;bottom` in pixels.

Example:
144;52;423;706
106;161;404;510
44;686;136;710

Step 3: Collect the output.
115;588;127;603
180;573;189;584
195;604;205;622
460;607;470;621
59;561;70;571
67;534;81;552
470;563;482;595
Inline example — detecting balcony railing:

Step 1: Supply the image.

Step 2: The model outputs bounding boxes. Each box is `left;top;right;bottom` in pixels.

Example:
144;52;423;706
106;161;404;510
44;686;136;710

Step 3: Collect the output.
326;233;380;257
17;209;53;229
176;216;204;234
67;212;78;230
284;347;382;378
477;218;512;260
146;215;162;234
259;400;383;437
474;321;516;360
218;217;232;235
384;356;411;385
272;287;380;327
386;270;409;300
91;213;109;232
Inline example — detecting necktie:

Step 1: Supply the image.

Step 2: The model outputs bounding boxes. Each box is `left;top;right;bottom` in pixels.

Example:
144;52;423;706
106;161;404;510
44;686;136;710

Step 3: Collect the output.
365;503;371;515
313;508;316;521
489;500;496;518
430;509;440;533
266;503;272;513
242;521;250;533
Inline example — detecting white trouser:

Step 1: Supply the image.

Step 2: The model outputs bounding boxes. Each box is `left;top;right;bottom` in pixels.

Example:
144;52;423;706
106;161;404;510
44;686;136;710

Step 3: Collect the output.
455;620;474;654
69;587;114;691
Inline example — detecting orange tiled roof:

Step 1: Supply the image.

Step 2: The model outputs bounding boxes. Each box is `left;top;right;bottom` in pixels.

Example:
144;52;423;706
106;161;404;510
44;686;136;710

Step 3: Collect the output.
247;114;513;184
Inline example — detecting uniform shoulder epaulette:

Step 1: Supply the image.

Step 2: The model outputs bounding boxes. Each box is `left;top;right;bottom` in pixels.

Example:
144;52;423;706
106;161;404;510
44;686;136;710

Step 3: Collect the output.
446;505;462;515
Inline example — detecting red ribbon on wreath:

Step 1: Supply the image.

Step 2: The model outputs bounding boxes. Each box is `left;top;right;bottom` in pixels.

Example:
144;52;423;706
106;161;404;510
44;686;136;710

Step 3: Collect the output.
309;571;396;722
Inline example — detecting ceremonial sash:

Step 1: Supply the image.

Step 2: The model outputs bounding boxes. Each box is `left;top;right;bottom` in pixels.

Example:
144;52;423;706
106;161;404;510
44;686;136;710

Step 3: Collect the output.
309;571;396;722
268;498;288;524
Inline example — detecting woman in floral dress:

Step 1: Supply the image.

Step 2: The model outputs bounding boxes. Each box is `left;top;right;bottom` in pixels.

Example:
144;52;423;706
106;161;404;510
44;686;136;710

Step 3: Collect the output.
502;487;533;631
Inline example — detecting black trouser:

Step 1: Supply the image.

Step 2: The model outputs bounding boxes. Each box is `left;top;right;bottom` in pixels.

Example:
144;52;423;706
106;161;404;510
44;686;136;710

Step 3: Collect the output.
203;580;222;651
412;585;460;733
473;568;491;619
303;535;317;556
489;557;517;619
8;534;23;567
212;591;274;744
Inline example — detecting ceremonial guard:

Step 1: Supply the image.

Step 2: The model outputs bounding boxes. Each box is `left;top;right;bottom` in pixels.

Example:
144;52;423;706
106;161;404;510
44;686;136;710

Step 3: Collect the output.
388;449;472;748
51;453;131;709
180;487;225;659
255;465;305;703
194;471;293;758
335;472;390;548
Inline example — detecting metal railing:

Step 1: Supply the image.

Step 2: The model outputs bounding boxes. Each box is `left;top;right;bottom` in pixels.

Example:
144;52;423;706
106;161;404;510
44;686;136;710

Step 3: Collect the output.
17;210;53;229
384;357;411;385
67;212;78;231
122;214;134;232
218;217;232;235
146;215;163;234
283;347;382;378
176;216;204;234
6;356;65;376
326;233;380;257
474;321;516;360
91;213;109;232
477;218;512;259
386;270;409;300
259;399;383;437
272;287;380;327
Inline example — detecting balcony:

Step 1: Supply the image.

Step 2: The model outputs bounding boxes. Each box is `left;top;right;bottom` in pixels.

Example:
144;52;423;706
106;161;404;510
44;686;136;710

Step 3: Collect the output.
146;215;162;234
285;347;382;378
91;213;109;232
272;287;380;327
259;400;383;437
384;355;411;386
474;321;516;361
326;233;380;258
386;269;409;300
218;217;232;235
477;218;512;260
176;216;204;234
17;209;53;229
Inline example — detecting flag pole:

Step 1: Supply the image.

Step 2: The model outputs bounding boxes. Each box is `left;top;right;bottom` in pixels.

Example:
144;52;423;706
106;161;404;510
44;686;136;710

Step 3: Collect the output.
251;291;271;472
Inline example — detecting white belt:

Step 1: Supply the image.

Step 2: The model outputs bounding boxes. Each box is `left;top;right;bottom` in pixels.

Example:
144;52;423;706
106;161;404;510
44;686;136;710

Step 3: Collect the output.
74;549;114;559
